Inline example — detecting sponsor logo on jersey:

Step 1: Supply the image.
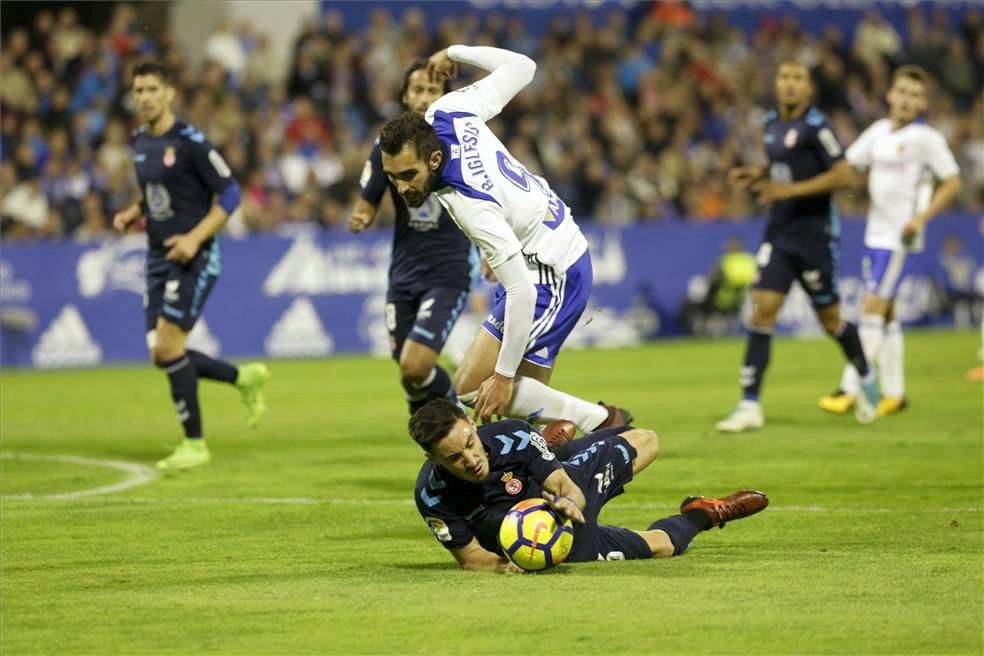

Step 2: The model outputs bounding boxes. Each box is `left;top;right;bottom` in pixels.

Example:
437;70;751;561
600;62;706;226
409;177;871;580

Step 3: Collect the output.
425;517;453;542
145;182;174;220
784;129;798;148
264;298;334;357
76;236;148;298
31;305;102;368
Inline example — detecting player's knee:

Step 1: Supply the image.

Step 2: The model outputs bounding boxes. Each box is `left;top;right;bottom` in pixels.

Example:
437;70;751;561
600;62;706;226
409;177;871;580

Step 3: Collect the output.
819;313;842;335
152;337;184;366
399;358;433;386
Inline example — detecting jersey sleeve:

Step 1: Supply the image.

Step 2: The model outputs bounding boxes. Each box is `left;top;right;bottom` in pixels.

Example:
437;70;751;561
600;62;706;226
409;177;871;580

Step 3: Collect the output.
922;129;960;180
812;119;845;170
188;137;236;195
359;141;389;205
415;470;474;550
440;193;522;268
426;46;536;123
845;122;877;169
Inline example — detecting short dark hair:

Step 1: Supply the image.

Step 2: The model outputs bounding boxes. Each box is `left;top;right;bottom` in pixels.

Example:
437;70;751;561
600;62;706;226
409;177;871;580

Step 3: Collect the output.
132;60;171;86
893;65;929;87
379;111;442;160
399;58;451;104
408;399;466;452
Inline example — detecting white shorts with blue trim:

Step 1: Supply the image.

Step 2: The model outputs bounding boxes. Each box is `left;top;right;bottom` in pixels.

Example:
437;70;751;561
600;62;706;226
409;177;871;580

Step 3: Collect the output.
481;250;592;368
862;247;910;299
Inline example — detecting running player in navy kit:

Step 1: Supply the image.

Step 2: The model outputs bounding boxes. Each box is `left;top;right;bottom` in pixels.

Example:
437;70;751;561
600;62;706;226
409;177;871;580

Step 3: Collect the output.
112;61;269;470
349;60;477;415
716;62;879;433
412;399;768;571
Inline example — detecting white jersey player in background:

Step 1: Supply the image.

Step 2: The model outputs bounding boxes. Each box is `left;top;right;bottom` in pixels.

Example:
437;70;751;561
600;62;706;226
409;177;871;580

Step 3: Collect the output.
819;65;962;417
378;45;632;433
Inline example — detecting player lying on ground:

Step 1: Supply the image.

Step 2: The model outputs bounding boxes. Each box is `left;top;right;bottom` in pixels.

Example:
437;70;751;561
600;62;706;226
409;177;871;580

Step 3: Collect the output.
412;399;768;572
717;61;880;433
818;65;962;418
379;45;631;433
349;60;477;416
112;60;269;470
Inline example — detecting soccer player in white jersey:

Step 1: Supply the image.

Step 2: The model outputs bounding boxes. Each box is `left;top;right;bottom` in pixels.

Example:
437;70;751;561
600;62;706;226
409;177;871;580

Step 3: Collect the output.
377;45;631;434
819;66;962;416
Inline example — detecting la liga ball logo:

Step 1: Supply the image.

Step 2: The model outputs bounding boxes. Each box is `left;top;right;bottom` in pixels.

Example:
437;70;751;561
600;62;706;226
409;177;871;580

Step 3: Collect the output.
505;478;523;495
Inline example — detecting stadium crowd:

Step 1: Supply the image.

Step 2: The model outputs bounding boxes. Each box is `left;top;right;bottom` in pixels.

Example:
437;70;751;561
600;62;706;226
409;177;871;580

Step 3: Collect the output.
1;3;982;241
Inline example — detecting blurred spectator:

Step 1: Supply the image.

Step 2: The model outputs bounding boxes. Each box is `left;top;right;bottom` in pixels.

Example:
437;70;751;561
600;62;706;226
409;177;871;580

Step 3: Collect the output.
1;2;981;242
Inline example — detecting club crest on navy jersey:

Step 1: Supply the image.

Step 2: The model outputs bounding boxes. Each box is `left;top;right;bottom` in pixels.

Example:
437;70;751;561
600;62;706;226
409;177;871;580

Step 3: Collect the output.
163;146;176;167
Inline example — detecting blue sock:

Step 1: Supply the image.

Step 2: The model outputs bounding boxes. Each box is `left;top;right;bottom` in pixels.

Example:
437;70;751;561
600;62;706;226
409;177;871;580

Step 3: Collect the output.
832;321;870;377
187;349;238;384
648;515;702;556
159;354;202;438
741;329;772;401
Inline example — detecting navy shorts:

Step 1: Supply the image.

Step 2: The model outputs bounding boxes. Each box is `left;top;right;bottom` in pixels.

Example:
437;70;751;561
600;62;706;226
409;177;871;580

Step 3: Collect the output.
144;240;221;333
386;286;470;360
562;428;652;562
754;239;839;307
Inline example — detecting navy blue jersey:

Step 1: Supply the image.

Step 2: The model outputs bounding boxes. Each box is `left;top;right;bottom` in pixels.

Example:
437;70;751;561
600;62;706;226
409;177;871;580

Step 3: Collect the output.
132;120;235;254
360;139;477;294
762;106;844;245
414;419;562;554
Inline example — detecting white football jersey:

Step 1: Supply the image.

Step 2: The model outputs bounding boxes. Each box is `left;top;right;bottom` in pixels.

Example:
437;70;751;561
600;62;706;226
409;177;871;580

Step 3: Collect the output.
846;118;960;252
425;80;587;273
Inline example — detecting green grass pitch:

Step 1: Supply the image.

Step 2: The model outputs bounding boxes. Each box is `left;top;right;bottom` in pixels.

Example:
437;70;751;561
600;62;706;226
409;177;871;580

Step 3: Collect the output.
2;330;981;655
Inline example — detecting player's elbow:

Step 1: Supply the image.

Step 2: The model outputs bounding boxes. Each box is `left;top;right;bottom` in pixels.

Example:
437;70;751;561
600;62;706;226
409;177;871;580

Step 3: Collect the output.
517;56;536;87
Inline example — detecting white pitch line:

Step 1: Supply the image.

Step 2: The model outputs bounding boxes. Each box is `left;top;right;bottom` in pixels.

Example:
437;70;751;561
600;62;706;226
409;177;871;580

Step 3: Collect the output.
0;452;157;500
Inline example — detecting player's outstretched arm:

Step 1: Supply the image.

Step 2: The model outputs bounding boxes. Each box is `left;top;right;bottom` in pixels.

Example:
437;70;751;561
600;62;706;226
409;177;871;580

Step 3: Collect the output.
541;469;586;524
430;45;536;121
450;538;524;573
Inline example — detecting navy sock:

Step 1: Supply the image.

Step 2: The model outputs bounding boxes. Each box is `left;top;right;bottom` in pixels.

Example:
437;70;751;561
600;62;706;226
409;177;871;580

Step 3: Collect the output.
741;329;772;401
648;514;702;556
832;321;870;377
187;349;238;384
407;366;457;414
159;354;202;438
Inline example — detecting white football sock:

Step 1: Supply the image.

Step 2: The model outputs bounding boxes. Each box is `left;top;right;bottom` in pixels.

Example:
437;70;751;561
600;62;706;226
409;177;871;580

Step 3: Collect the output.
841;314;885;394
507;376;608;433
879;320;905;398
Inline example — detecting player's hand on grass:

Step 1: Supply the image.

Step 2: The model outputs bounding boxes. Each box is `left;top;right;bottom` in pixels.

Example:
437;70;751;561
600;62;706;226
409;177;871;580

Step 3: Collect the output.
728;166;764;190
164;233;202;264
348;209;375;233
427;49;457;83
473;373;513;423
546;493;586;525
752;180;794;204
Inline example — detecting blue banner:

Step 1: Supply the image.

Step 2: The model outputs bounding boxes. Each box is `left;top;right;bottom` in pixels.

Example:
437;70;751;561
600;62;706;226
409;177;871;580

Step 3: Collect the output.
1;214;981;369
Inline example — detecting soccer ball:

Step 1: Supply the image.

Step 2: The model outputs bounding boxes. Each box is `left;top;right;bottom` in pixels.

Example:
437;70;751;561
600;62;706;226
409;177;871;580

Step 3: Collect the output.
498;498;574;571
